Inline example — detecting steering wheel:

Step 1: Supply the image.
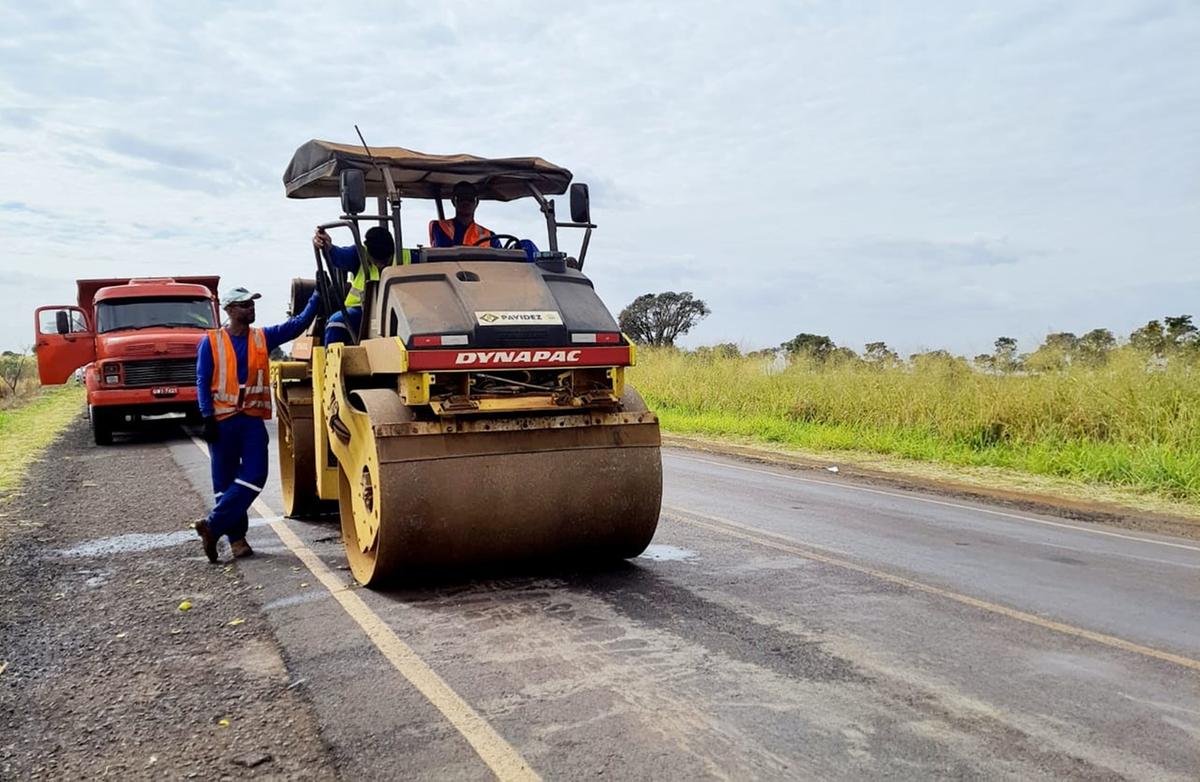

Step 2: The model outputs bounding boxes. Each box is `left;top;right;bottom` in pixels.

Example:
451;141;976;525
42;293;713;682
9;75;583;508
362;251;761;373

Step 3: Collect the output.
470;233;523;250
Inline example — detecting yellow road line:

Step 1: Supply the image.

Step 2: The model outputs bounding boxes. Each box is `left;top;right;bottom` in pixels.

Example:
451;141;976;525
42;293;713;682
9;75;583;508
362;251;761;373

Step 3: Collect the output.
668;453;1200;553
191;436;539;782
663;504;1200;673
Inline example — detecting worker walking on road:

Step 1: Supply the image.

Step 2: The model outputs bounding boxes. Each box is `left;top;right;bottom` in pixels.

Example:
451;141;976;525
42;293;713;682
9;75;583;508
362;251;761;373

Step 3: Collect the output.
193;286;319;562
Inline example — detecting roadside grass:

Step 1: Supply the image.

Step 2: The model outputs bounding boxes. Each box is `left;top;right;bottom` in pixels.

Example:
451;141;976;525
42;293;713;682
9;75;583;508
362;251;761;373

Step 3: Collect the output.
630;348;1200;506
0;385;86;495
0;354;41;409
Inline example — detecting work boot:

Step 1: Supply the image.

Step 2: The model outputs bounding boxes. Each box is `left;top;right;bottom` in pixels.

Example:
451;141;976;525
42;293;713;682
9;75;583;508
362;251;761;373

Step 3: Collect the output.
230;539;254;559
194;519;218;563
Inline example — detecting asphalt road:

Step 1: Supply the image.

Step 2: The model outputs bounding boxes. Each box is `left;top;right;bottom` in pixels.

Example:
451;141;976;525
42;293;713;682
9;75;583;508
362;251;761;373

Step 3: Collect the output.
149;423;1200;780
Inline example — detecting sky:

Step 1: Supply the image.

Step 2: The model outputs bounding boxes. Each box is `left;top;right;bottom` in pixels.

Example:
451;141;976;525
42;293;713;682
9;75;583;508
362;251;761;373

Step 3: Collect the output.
1;1;1197;357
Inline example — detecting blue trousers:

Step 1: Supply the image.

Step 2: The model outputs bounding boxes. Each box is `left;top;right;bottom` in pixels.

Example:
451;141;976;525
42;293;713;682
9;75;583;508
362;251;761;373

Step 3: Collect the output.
207;413;269;541
323;307;362;345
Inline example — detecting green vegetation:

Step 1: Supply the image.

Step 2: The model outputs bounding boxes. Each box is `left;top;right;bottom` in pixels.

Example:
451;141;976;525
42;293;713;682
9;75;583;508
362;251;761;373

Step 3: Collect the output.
0;352;40;406
0;385;85;494
618;291;710;346
629;347;1200;503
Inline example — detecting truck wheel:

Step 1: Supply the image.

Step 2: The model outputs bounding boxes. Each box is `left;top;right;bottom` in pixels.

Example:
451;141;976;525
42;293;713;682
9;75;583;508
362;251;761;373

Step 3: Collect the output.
90;406;113;446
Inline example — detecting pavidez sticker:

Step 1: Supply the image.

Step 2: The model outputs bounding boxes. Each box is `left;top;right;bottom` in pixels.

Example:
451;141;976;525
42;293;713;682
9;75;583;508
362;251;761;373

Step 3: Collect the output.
455;350;583;365
474;310;563;325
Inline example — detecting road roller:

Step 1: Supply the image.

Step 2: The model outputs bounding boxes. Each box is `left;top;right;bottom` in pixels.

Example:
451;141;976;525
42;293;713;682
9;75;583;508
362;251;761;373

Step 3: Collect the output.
271;139;662;586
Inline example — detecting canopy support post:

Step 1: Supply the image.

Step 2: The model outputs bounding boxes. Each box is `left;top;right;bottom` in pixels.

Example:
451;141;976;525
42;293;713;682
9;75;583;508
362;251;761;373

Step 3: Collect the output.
526;184;557;252
390;197;403;261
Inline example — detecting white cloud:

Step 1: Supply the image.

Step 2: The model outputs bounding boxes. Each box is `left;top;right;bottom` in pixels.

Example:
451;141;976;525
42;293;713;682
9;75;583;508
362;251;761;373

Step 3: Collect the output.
0;0;1197;358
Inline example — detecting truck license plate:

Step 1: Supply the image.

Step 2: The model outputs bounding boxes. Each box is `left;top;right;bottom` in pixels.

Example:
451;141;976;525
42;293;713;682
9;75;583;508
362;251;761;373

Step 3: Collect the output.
151;386;179;397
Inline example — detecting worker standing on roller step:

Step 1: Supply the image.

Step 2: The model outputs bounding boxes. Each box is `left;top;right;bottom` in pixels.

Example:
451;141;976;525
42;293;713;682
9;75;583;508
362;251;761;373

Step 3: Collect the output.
313;225;411;345
193;286;319;562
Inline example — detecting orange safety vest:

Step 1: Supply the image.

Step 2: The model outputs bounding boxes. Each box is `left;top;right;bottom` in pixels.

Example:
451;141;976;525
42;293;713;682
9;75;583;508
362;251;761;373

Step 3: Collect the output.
430;219;493;248
208;327;272;421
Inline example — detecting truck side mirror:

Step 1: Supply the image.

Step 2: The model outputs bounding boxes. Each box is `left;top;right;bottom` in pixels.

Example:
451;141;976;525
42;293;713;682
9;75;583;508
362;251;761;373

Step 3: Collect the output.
55;310;71;335
570;183;590;224
340;169;366;215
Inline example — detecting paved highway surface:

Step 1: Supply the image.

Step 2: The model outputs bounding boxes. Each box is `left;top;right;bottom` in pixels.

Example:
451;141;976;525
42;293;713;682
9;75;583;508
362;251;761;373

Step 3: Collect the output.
154;424;1199;780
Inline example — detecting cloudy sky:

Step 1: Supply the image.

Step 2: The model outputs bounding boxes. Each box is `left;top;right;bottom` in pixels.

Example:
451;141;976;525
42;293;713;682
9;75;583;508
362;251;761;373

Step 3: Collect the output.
1;1;1197;357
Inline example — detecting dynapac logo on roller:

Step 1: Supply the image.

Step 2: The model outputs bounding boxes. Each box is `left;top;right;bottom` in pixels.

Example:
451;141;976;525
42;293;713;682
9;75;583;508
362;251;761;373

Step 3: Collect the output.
455;350;583;365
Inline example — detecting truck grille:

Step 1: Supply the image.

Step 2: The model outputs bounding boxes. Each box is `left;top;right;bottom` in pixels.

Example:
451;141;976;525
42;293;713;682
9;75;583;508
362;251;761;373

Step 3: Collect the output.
123;358;196;387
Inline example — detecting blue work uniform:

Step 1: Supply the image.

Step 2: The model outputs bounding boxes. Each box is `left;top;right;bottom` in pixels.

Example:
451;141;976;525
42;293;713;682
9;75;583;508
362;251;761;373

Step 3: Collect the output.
324;244;372;346
195;293;319;543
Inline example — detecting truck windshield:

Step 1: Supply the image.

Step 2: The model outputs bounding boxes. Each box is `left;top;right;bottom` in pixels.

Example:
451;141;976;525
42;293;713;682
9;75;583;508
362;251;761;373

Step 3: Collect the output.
96;298;215;333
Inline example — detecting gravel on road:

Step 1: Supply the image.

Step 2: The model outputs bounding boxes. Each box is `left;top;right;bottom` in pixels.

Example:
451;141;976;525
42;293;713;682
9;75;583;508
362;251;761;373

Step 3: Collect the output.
0;418;337;779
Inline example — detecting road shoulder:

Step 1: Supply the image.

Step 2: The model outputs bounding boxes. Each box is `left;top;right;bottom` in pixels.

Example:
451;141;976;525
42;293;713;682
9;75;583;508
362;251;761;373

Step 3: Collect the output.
663;433;1200;541
0;418;336;779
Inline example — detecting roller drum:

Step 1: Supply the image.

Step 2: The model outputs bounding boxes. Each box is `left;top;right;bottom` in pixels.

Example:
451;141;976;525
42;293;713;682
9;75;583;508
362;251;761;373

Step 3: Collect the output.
337;388;662;585
276;381;325;518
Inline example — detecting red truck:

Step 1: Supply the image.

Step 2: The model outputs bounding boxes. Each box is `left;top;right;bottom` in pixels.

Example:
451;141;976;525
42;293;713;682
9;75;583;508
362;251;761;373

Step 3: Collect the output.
34;277;221;445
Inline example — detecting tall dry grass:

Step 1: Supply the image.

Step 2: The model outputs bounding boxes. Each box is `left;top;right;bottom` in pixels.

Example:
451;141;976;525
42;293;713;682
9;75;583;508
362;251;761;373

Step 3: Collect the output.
0;355;41;410
629;348;1200;500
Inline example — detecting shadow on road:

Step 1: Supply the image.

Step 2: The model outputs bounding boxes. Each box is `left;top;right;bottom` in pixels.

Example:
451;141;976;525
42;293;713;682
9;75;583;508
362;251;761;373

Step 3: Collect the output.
100;419;198;446
374;559;865;684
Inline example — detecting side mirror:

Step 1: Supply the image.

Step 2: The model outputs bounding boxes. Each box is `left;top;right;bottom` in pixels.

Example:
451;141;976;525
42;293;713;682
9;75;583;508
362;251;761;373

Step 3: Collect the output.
340;169;366;215
570;182;590;224
55;310;71;335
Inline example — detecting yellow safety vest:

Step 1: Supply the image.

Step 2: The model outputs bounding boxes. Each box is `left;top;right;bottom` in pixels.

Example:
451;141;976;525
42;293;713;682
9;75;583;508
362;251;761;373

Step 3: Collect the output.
345;248;411;308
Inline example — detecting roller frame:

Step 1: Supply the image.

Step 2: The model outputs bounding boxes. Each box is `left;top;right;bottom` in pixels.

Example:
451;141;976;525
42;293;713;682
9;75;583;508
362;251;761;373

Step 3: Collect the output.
319;340;663;586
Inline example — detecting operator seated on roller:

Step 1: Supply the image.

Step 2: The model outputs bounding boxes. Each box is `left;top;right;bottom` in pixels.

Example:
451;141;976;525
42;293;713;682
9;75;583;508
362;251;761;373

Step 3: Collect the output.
312;225;411;345
429;180;541;260
429;181;499;248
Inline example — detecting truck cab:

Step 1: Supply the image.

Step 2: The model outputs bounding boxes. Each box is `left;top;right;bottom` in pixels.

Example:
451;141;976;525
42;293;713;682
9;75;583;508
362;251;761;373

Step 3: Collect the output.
34;276;220;444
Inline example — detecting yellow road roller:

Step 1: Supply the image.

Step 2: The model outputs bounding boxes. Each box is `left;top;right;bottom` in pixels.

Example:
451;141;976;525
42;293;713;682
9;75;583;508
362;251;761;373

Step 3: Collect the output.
272;139;662;586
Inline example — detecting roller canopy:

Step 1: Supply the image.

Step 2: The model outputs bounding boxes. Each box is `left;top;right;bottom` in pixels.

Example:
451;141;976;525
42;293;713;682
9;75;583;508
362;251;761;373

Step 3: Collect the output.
283;139;573;201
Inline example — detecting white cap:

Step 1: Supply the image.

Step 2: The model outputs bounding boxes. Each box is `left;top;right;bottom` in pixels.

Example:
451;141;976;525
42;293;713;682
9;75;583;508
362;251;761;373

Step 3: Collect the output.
221;287;261;308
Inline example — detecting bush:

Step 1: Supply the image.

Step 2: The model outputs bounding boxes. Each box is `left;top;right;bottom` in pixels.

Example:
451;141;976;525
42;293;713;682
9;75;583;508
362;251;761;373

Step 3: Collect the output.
0;354;40;408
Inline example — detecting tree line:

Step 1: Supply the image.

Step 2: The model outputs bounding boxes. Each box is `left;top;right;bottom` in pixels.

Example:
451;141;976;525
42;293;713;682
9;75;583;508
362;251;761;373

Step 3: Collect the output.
618;292;1199;370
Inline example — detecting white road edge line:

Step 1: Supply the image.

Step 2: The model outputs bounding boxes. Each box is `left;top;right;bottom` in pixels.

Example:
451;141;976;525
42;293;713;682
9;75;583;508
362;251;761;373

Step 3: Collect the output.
189;436;539;782
666;452;1200;554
